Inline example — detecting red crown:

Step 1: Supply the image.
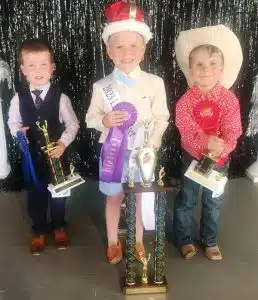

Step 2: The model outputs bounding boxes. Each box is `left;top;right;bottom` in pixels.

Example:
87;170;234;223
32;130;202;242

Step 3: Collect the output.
104;1;145;23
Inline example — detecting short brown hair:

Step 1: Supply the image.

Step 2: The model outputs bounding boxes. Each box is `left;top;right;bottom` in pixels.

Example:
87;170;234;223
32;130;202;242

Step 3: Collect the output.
18;39;54;64
189;44;224;66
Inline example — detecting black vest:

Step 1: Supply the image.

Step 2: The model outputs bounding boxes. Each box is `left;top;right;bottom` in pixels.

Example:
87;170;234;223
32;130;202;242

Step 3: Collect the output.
18;84;65;183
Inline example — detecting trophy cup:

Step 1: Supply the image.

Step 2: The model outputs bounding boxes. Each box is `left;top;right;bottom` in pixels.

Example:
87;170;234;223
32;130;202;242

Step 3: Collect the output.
36;121;84;195
136;120;157;187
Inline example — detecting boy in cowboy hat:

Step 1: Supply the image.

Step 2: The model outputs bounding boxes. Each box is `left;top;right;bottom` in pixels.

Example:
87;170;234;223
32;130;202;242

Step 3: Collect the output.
173;25;242;260
86;1;169;264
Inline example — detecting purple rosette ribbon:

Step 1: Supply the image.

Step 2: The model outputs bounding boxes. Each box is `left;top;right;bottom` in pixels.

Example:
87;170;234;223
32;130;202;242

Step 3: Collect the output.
100;102;137;182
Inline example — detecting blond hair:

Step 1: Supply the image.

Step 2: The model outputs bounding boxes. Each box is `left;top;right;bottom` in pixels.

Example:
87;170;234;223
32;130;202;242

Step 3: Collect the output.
189;44;224;66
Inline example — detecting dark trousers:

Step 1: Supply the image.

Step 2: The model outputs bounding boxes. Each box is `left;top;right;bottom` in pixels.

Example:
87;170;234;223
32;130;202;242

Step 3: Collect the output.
27;183;67;234
173;151;228;248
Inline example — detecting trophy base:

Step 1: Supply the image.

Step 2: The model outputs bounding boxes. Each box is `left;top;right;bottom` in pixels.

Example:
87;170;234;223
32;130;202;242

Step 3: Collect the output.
122;276;168;295
140;182;152;188
48;173;85;195
184;160;227;193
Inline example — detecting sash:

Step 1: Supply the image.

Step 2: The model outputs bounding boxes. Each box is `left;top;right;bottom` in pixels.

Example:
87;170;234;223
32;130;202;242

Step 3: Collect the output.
99;76;155;230
99;79;137;182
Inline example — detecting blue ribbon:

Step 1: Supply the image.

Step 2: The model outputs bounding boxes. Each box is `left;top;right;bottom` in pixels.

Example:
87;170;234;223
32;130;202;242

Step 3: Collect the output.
17;131;39;186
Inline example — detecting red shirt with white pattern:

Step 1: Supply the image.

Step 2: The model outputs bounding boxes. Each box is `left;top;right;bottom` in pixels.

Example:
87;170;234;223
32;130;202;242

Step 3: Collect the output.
176;83;242;167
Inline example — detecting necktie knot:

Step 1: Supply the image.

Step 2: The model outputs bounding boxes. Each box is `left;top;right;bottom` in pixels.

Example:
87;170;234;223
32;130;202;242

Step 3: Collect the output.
32;89;43;97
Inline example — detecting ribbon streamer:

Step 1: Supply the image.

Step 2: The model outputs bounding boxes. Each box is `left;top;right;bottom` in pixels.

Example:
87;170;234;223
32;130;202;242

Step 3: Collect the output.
17;131;39;186
100;102;137;182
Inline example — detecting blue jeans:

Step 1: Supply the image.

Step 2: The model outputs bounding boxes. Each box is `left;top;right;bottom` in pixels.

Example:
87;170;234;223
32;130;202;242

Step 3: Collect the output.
173;152;228;248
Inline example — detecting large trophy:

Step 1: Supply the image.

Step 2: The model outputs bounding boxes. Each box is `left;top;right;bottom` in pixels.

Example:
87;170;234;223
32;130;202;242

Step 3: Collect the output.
36;120;84;196
122;121;171;295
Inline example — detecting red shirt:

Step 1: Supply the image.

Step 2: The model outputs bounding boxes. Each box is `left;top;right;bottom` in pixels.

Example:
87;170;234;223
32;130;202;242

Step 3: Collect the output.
176;83;242;167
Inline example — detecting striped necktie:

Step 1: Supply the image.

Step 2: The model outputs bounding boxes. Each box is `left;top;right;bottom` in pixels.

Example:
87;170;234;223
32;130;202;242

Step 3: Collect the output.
32;89;43;109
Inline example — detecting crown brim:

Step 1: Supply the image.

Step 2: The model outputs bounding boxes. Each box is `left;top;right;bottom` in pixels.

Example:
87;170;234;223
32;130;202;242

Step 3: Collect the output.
102;20;152;45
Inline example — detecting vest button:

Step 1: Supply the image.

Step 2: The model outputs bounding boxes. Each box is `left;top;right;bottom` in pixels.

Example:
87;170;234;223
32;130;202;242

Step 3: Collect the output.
37;116;40;120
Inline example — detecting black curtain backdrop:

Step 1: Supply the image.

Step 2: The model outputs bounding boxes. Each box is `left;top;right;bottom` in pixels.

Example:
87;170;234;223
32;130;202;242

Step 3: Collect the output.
0;0;257;190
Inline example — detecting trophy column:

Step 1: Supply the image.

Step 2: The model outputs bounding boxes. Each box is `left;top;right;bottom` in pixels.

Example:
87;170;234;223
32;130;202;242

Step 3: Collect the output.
125;193;136;286
122;183;172;295
154;191;167;285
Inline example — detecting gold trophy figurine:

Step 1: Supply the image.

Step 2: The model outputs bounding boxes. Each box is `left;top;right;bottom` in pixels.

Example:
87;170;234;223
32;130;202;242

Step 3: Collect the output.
36;121;66;185
158;167;165;186
127;167;135;188
140;253;151;284
36;120;85;196
194;150;220;177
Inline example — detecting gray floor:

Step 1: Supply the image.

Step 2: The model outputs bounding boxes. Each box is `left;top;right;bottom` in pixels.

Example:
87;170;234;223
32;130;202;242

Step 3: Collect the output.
0;177;258;300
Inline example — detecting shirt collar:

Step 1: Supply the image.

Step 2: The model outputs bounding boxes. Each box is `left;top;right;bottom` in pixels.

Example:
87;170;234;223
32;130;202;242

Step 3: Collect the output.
190;82;223;101
113;65;141;80
30;82;51;100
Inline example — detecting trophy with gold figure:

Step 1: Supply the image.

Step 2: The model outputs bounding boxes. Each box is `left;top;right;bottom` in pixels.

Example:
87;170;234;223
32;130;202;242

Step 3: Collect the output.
194;150;219;177
184;147;228;195
122;120;171;295
36;120;84;196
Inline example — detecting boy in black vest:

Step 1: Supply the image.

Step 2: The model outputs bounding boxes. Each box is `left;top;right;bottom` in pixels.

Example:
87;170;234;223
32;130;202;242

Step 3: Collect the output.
8;39;79;255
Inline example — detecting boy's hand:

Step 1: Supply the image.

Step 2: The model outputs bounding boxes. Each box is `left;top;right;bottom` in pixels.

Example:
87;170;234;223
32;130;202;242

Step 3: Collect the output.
102;111;129;128
49;140;66;159
207;136;224;157
20;126;30;143
20;126;30;136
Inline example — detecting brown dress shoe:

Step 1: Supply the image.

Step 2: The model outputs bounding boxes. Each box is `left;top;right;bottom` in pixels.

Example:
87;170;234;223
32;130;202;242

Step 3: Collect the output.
135;243;146;261
30;235;45;256
205;245;222;261
107;240;122;264
54;229;69;250
181;244;197;260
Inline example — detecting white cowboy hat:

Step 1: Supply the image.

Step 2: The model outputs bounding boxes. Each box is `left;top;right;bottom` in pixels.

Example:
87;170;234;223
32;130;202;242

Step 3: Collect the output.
175;25;243;88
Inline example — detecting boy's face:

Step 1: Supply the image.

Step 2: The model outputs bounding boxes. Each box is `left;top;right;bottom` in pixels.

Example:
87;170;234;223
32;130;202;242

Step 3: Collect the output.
189;48;224;92
107;31;146;74
20;50;55;88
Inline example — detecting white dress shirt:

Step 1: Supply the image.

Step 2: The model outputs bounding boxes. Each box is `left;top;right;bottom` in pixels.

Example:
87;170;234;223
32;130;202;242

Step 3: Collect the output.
8;82;79;147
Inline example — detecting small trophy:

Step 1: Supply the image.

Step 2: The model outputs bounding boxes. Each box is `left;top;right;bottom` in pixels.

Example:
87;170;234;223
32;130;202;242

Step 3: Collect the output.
36;121;85;196
157;167;165;186
184;150;227;194
194;151;218;177
127;167;135;188
137;120;157;187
